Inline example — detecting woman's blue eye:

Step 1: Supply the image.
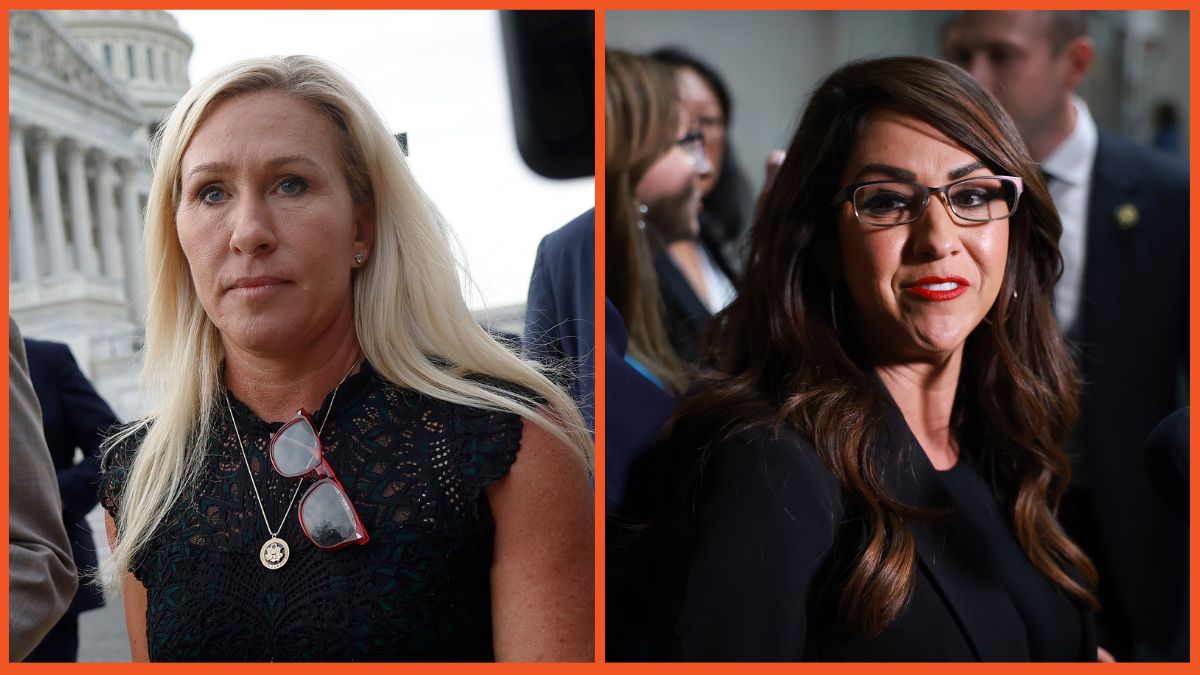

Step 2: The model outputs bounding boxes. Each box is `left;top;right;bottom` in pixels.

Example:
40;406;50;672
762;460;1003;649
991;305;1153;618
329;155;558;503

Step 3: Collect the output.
279;177;308;196
199;185;226;205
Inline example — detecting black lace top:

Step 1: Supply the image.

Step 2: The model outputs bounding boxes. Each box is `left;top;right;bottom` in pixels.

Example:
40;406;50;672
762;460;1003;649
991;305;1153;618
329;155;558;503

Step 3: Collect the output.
100;363;524;662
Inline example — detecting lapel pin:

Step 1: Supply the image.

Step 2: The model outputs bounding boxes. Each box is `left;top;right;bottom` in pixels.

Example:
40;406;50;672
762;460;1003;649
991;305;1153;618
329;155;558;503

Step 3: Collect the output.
1115;203;1139;230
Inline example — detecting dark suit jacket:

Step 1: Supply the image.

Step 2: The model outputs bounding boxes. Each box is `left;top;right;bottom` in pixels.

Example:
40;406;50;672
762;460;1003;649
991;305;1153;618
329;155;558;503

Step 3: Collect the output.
603;300;676;511
1067;131;1189;658
24;339;119;617
616;391;1095;662
523;209;594;429
652;252;710;364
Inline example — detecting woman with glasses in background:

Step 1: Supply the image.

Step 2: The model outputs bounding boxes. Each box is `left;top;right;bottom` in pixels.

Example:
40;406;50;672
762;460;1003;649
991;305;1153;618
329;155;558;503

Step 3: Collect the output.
98;56;593;662
605;50;713;514
651;48;754;281
613;56;1103;661
607;49;722;389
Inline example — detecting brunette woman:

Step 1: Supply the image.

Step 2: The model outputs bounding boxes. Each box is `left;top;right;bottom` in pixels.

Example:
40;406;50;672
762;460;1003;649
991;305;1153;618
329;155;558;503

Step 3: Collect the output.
614;56;1101;662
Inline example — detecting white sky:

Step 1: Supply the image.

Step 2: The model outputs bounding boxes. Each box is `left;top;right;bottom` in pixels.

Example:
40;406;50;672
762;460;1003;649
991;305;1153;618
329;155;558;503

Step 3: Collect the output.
170;10;594;311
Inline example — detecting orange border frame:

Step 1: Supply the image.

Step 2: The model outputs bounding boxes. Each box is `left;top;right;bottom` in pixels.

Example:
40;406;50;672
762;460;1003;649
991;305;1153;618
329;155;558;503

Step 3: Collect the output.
2;4;1196;673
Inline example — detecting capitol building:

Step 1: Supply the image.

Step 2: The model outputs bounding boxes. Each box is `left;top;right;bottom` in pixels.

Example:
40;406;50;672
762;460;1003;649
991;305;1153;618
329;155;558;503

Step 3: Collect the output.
9;10;193;419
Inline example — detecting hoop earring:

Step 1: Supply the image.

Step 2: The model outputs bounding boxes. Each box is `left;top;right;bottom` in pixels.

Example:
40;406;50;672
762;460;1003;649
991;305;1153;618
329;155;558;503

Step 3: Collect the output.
830;287;840;335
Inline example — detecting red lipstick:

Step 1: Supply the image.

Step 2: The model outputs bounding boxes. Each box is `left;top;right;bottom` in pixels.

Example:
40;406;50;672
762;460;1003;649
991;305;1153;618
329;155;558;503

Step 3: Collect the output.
902;276;969;301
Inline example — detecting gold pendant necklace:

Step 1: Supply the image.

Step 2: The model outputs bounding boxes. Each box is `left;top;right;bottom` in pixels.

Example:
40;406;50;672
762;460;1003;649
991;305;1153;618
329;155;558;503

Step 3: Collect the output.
225;358;360;570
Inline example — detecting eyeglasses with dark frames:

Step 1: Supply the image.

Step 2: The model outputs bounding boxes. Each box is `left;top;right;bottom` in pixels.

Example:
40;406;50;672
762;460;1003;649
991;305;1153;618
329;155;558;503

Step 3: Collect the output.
833;175;1024;227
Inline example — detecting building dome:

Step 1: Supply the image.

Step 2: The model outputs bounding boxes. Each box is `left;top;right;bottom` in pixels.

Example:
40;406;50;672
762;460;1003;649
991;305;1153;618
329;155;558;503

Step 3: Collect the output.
56;10;192;123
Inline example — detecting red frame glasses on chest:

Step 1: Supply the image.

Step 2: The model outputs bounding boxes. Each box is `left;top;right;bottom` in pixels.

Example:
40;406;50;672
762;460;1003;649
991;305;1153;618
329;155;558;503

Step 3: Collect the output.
269;409;370;551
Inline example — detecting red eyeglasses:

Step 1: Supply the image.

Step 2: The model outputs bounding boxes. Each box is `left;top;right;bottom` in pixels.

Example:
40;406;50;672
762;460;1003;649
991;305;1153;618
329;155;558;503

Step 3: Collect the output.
269;409;370;550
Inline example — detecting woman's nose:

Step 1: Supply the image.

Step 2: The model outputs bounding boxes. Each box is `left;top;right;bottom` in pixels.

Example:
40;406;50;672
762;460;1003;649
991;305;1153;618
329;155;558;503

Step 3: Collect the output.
228;197;278;256
911;194;961;260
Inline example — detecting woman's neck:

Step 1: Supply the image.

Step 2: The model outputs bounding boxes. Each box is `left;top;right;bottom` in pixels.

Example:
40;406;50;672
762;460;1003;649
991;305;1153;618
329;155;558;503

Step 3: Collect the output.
665;240;711;308
875;356;962;470
223;324;363;423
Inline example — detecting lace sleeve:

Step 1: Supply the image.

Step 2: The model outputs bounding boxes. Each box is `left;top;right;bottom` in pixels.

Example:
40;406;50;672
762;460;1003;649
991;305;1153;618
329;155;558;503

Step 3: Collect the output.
452;404;524;501
98;424;146;527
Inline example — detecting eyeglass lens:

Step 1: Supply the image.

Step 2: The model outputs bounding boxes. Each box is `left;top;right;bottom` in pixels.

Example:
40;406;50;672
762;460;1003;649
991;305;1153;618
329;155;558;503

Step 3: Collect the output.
272;416;322;477
300;480;366;549
677;131;705;166
854;177;1019;225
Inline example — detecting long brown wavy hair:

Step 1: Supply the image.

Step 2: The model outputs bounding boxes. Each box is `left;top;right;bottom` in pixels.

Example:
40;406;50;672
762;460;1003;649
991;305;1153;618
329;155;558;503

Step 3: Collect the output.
605;49;688;394
670;56;1098;635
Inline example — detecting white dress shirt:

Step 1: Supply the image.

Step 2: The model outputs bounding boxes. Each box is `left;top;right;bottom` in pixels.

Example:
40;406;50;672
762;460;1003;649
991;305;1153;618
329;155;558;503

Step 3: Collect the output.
1039;96;1098;335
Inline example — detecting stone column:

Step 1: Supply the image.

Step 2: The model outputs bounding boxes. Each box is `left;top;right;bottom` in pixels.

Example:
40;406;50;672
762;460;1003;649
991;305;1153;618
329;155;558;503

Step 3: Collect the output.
92;151;125;283
117;158;146;323
64;139;100;276
10;120;39;283
34;128;70;276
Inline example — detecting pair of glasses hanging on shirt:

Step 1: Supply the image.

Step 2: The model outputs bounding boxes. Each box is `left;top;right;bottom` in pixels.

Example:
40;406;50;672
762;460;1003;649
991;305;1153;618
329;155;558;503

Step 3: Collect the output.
270;409;370;550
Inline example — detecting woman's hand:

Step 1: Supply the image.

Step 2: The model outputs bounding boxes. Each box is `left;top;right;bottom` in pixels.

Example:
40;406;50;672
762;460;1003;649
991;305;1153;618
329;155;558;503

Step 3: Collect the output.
1098;646;1116;662
486;420;594;661
753;149;787;222
105;512;149;661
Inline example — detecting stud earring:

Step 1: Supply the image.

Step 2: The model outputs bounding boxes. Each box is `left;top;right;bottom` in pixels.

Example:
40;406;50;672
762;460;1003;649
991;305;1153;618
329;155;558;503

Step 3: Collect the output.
354;252;366;265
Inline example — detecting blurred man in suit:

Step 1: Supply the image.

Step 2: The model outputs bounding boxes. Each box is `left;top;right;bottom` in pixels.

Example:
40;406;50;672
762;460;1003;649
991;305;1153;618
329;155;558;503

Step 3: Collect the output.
23;338;120;661
944;10;1189;661
9;318;77;661
524;209;596;431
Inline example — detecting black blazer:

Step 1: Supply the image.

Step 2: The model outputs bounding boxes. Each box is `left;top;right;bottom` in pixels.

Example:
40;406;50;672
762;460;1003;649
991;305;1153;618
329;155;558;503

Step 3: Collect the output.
603;300;676;511
617;392;1096;662
652;251;710;364
24;339;120;617
1068;131;1189;657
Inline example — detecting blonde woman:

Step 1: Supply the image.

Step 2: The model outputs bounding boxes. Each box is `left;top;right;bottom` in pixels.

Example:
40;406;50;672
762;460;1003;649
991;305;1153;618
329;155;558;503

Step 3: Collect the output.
98;56;593;662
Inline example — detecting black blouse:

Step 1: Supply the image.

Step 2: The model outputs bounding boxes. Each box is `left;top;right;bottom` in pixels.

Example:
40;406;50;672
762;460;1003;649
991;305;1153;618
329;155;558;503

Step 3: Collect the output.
101;363;523;661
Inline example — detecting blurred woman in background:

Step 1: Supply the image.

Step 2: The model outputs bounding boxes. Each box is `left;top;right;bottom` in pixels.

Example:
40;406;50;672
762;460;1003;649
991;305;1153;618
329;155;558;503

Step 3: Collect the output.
652;47;751;283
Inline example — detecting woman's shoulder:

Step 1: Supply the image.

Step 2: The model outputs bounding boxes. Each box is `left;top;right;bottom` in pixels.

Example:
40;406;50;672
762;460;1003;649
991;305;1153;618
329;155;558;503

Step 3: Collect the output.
627;411;845;538
98;420;150;519
100;421;149;472
381;375;528;489
367;367;529;428
697;422;845;519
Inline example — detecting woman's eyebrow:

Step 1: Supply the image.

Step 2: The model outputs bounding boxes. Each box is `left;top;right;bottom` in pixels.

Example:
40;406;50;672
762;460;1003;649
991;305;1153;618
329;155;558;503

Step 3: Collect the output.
183;155;321;180
948;161;986;180
852;163;916;182
263;154;320;171
184;161;227;179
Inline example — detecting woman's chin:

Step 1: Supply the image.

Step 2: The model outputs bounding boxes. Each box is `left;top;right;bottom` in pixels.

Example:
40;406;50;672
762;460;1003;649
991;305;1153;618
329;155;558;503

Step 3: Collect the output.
216;318;307;359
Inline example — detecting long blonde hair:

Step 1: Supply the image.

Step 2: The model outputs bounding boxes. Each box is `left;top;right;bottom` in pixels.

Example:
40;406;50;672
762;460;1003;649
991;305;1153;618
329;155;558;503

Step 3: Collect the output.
100;55;592;594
